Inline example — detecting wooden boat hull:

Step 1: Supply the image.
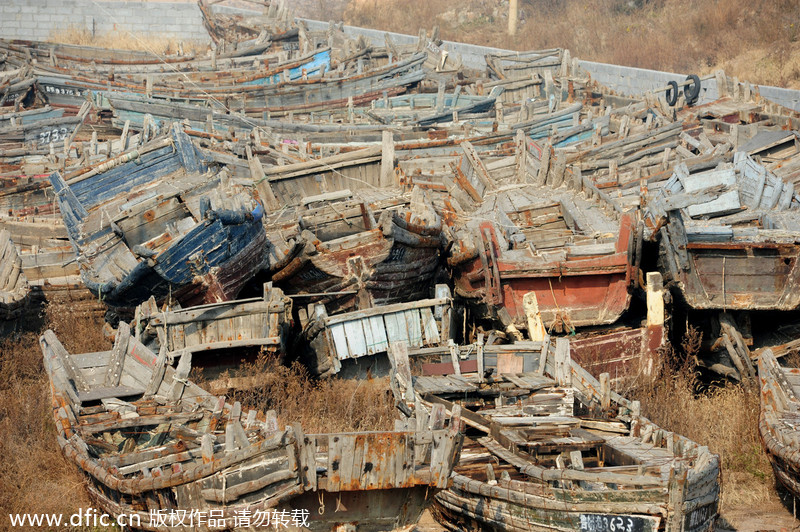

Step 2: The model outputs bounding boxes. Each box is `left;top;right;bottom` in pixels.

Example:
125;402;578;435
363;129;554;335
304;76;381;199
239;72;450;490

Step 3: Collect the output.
758;350;800;499
432;474;716;532
304;285;453;377
661;239;800;311
417;338;719;532
0;228;29;321
454;215;635;331
273;213;443;314
50;127;269;308
288;487;435;532
34;53;426;114
41;327;463;532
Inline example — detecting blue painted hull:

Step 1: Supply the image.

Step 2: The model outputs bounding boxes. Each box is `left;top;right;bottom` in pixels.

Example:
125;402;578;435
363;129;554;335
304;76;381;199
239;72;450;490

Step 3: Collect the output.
49;126;268;308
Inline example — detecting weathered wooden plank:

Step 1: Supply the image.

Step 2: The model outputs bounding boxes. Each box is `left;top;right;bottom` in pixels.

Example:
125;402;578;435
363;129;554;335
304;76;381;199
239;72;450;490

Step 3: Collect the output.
343;319;367;359
103;322;130;388
329;322;350;360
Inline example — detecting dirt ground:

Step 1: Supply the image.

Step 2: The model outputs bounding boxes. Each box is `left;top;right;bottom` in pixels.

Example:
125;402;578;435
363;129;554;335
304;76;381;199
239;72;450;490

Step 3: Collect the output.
719;503;798;531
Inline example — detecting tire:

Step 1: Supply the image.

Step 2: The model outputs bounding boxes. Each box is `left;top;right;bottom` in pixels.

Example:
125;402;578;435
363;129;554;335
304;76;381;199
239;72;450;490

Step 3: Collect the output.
684;74;701;105
665;80;679;106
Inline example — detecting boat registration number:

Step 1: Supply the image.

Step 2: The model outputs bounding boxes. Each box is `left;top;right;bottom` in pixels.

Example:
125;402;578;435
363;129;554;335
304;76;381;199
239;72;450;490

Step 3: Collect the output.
683;502;716;530
579;514;651;532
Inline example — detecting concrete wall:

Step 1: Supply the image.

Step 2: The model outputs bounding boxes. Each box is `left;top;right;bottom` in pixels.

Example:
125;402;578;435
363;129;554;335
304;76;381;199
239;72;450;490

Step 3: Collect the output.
300;18;800;112
2;1;799;111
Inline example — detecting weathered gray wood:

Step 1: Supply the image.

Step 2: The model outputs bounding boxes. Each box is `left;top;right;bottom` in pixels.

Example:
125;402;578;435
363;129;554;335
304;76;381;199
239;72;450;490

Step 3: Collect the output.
169;350;192;401
388;341;415;402
144;344;169;398
600;372;611;411
103;322;130;388
554;337;571;387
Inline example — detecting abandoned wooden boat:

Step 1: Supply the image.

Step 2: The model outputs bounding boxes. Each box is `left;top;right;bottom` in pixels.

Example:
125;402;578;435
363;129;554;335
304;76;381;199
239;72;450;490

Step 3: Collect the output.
133;283;293;372
268;187;444;314
302;284;454;377
197;0;298;54
369;87;501;127
758;348;800;498
32;50;426;117
485;49;564;82
406;338;720;531
0;101;90;151
446;137;636;333
49;126;269;308
0;37;196;68
41;326;464;531
0;228;29;321
646;152;800;311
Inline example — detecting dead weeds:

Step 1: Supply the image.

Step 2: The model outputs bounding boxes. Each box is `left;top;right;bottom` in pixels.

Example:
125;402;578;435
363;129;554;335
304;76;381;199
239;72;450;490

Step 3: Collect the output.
630;327;775;515
0;301;109;530
345;0;800;89
203;352;398;434
49;25;206;58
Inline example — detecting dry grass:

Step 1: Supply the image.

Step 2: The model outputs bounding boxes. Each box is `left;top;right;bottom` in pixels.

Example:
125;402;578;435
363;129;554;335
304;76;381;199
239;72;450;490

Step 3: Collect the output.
48;25;206;57
630;327;775;515
202;352;398;434
344;0;800;89
0;302;110;530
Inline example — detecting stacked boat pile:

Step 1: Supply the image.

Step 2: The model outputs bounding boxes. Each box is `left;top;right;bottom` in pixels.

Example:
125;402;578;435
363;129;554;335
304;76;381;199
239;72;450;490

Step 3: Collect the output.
6;0;800;528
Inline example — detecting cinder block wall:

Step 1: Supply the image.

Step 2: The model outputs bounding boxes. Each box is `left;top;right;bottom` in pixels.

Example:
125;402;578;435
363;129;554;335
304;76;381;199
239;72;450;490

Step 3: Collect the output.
1;0;211;42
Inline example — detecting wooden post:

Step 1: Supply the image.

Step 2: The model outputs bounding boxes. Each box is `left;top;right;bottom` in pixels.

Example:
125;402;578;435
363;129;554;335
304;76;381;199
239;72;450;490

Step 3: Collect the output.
630;400;641;437
263;410;279;435
201;434;214;463
600;372;611;411
104;322;130;387
388;341;415;402
646;272;664;328
246;145;280;211
476;333;485;383
448;339;461;376
169;350;191;401
508;0;518;35
554;337;571;387
120;120;130;152
514;129;528;183
380;130;395;188
523;291;547;341
715;69;728;98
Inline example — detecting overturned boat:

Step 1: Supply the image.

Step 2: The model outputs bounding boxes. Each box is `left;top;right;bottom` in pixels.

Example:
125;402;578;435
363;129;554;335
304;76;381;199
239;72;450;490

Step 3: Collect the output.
268;186;444;314
302;284;454;377
49;125;268;308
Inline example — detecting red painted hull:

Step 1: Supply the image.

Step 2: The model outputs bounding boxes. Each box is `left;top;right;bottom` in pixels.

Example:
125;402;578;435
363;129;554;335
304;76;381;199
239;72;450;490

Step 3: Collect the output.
454;214;636;331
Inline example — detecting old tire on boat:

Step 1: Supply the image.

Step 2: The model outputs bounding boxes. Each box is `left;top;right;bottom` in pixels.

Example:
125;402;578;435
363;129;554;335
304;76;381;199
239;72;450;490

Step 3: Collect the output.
684;74;701;105
665;80;679;106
